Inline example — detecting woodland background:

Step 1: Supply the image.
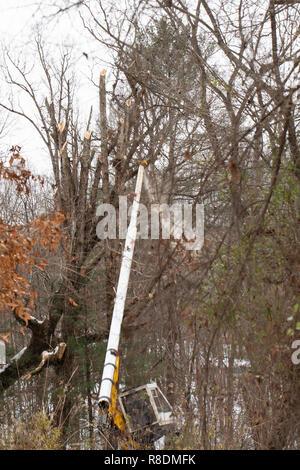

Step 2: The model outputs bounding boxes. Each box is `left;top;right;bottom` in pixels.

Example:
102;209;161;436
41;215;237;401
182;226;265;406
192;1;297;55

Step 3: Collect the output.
0;0;299;450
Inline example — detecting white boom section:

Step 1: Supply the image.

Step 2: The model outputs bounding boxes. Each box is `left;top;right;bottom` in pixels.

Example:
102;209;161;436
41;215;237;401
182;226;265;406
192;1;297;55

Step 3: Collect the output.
99;164;145;405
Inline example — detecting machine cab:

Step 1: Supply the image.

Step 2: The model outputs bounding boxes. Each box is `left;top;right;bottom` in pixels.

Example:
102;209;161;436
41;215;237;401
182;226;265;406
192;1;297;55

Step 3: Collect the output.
118;382;175;444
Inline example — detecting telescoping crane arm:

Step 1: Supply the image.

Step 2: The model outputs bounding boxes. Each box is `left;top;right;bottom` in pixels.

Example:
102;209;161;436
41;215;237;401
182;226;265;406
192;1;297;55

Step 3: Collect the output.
98;161;175;447
98;161;147;413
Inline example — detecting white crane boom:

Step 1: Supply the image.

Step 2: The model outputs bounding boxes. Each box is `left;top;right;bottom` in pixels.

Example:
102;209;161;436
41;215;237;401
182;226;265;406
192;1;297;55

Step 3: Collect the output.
99;163;146;406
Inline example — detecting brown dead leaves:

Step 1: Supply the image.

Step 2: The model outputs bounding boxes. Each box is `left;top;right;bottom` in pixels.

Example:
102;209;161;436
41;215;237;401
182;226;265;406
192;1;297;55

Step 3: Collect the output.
0;332;10;343
0;149;65;327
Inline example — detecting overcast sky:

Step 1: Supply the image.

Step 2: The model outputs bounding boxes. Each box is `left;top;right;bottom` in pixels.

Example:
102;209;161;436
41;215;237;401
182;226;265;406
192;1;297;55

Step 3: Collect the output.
0;0;109;176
